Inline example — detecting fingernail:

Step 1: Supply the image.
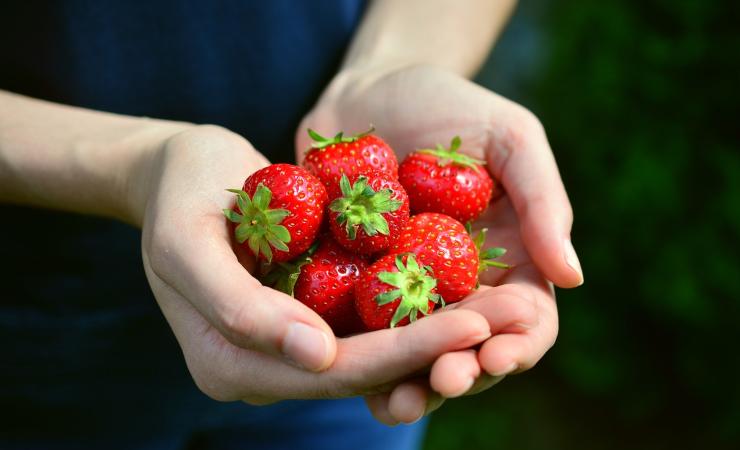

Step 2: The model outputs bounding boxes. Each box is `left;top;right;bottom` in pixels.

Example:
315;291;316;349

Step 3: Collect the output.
492;362;518;377
403;410;425;425
282;322;330;371
563;238;584;285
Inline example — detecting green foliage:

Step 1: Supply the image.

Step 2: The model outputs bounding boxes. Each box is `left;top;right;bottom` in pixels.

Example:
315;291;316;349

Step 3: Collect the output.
425;0;740;448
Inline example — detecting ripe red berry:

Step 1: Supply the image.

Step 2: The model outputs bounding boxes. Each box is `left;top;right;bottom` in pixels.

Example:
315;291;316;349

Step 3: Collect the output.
327;172;410;255
302;128;399;189
398;136;497;223
224;164;327;263
355;253;443;331
293;238;369;336
388;213;510;303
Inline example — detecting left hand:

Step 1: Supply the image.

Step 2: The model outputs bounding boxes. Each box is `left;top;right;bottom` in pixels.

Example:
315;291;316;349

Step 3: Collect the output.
297;64;582;424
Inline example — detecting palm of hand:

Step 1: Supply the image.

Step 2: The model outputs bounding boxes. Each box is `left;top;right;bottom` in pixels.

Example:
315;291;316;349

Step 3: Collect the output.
298;65;566;423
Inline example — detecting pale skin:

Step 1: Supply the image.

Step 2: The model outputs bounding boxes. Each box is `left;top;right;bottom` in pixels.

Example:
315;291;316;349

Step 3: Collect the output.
0;0;581;426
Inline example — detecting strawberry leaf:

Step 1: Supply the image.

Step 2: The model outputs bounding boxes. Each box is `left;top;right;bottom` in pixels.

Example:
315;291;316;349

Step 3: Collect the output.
417;136;486;171
307;126;375;150
374;254;443;328
329;175;401;240
223;209;243;223
377;289;402;306
260;242;318;296
223;185;293;263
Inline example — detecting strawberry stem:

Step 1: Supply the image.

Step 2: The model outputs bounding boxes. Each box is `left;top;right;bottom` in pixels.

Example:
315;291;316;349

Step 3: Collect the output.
329;174;402;240
223;184;291;263
260;242;319;296
375;254;443;328
307;126;375;150
418;136;486;171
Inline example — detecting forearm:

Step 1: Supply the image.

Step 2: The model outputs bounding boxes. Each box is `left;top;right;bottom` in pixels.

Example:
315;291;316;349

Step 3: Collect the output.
0;90;191;224
344;0;516;77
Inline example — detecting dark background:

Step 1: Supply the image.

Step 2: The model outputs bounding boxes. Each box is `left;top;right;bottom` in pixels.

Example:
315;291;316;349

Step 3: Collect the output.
424;1;740;448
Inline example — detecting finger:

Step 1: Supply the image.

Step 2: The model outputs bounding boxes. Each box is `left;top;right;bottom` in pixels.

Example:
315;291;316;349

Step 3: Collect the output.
470;267;558;376
330;309;491;391
486;107;583;288
364;394;400;426
143;215;336;372
478;327;557;377
448;284;540;334
429;350;480;398
388;379;429;424
386;378;446;425
464;373;506;396
193;308;491;401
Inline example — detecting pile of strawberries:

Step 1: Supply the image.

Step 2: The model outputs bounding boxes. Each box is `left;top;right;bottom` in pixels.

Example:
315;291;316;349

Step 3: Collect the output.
224;128;509;335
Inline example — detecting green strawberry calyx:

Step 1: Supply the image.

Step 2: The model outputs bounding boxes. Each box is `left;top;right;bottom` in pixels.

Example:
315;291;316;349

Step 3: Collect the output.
307;126;375;150
418;136;486;172
223;184;291;263
376;254;444;328
260;242;319;296
329;174;402;240
466;222;511;273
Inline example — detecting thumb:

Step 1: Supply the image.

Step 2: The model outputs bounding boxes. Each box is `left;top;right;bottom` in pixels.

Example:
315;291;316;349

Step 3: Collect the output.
143;218;337;372
488;107;584;288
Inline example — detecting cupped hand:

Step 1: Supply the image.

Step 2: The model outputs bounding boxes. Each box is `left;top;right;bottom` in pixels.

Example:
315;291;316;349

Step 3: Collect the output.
364;198;558;424
298;64;580;423
136;125;493;405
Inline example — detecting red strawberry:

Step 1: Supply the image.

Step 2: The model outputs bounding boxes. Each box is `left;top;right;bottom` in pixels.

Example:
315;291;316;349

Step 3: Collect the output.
355;253;443;330
293;238;369;336
398;136;498;223
224;164;327;263
303;128;399;189
327;172;410;254
388;213;509;303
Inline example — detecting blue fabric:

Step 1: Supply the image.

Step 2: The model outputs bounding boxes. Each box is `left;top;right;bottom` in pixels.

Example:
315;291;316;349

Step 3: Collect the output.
0;399;428;450
0;1;427;448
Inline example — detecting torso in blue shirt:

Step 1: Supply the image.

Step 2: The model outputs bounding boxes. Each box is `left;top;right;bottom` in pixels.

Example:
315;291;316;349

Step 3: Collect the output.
0;2;426;448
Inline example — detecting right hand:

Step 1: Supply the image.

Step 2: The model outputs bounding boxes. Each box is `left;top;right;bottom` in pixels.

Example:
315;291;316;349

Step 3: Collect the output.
134;125;492;405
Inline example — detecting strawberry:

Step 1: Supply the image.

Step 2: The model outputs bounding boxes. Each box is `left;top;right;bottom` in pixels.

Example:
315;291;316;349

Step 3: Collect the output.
224;164;327;263
327;172;410;254
398;136;498;223
293;238;369;336
388;213;509;303
303;128;399;189
355;253;443;330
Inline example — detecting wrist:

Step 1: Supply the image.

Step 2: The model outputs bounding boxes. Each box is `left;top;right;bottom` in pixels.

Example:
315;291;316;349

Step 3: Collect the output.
106;119;194;226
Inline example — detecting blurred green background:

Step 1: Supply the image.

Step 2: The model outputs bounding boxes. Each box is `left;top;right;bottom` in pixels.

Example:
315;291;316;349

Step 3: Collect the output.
424;1;740;449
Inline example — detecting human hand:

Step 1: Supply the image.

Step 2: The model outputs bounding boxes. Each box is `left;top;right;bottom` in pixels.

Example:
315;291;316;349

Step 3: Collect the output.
297;64;581;423
133;125;493;405
364;198;559;424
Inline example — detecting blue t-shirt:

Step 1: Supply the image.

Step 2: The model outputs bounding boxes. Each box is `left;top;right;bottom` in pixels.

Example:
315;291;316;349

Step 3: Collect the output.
0;1;427;448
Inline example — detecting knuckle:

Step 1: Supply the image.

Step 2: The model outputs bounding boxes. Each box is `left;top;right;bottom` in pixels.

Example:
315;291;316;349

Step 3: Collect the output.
315;368;367;399
517;106;546;135
503;106;545;152
144;224;177;281
220;298;261;348
313;379;347;400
